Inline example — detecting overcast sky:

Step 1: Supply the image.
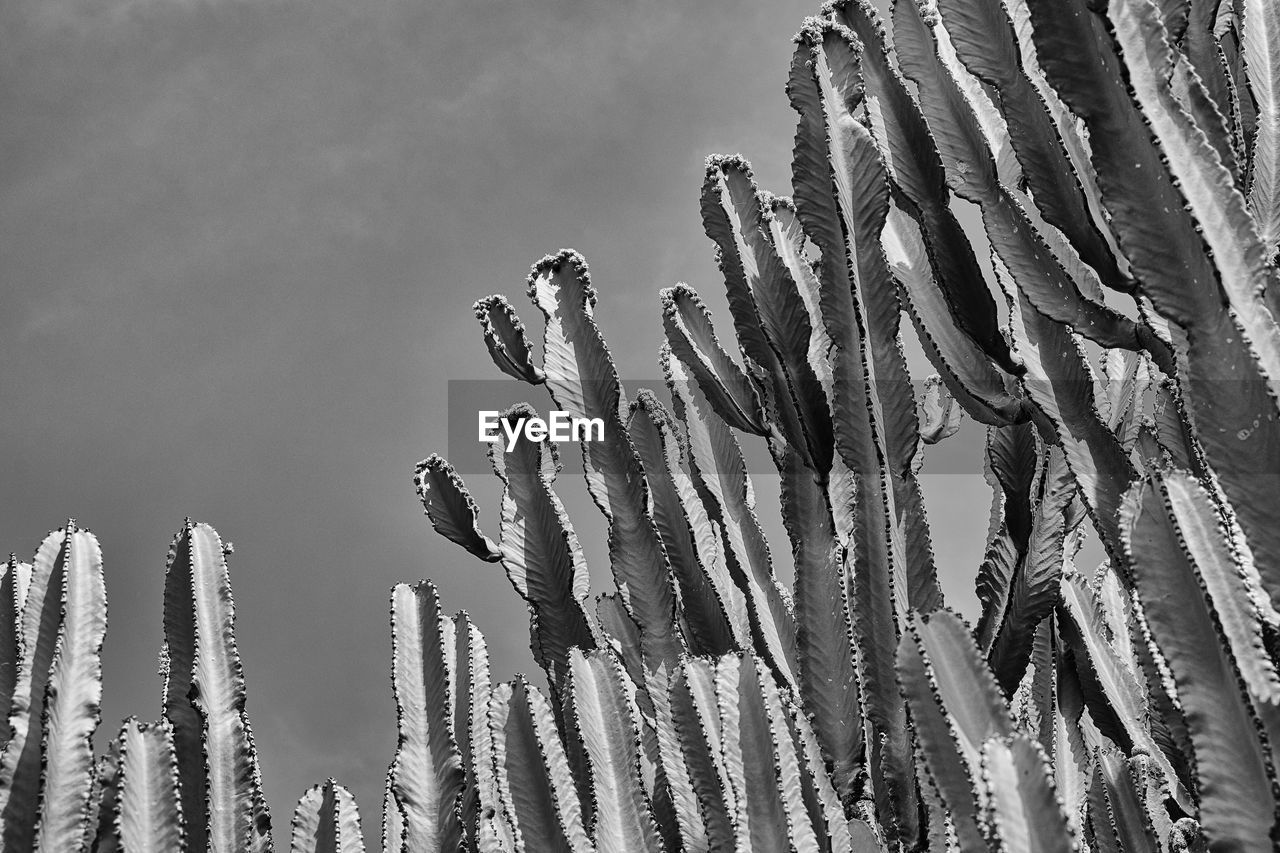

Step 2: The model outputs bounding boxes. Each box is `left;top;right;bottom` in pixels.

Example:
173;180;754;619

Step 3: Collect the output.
0;0;994;828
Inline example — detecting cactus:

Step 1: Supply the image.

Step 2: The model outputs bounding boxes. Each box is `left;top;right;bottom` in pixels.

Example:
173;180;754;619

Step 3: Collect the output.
6;0;1280;849
290;779;364;853
0;525;107;852
115;718;185;853
162;520;272;853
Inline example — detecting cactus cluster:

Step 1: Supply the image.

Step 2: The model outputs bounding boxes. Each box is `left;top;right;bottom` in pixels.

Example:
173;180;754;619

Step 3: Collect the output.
5;0;1280;849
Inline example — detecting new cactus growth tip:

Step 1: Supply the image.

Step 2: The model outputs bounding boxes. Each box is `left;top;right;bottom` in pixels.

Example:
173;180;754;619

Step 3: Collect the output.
7;0;1280;849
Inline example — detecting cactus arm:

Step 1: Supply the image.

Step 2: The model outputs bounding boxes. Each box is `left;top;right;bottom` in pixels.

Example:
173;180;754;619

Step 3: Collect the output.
845;518;918;848
489;405;596;690
1006;0;1123;263
882;202;1026;426
527;251;683;669
660;286;767;438
1057;574;1193;812
895;622;988;851
1098;350;1150;456
159;535;203;853
975;422;1039;650
1021;621;1057;765
0;558;30;752
767;199;837;401
161;521;272;853
1001;274;1135;561
388;581;465;852
593;593;701;852
695;166;786;393
913;761;953;853
670;657;735;850
289;778;365;853
783;702;854;853
627;391;737;656
451;615;482;851
890;0;999;202
1032;0;1278;403
984;431;1034;588
986;446;1072;692
751;657;822;853
628;373;750;649
413;455;502;563
519;679;590;852
0;533;60;851
784;22;872;470
702;156;834;476
451;613;515;852
1156;470;1280;706
1026;0;1280;603
474;294;546;385
1243;0;1280;254
895;0;1154;361
1054;659;1099;839
1021;0;1221;325
1136;603;1200;792
975;525;1020;653
827;0;1022;376
1091;750;1162;853
647;684;702;853
0;527;95;852
780;448;862;807
979;734;1076;853
936;0;1130;293
1085;759;1121;853
663;349;799;689
594;595;649;717
1133;751;1177;851
1123;474;1278;848
792;20;943;615
994;185;1149;360
712;655;789;853
566;650;664;853
379;766;404;853
35;526;107;853
606;389;732;850
486;680;573;853
930;3;1024;189
1093;568;1141;678
838;124;945;610
1111;0;1280;371
1088;758;1123;853
114;719;184;853
912;611;1016;766
327;784;364;853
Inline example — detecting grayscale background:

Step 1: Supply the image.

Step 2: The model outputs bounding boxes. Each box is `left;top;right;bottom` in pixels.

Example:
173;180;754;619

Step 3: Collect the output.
1;0;993;825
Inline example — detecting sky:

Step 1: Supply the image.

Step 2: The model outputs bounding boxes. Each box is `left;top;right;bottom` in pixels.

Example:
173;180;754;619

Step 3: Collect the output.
0;0;995;830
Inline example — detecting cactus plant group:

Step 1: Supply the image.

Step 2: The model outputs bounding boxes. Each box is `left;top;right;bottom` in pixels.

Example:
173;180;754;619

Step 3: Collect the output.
6;0;1280;848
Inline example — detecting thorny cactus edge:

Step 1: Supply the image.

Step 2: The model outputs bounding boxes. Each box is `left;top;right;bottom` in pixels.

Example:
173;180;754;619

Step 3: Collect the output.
5;0;1280;849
